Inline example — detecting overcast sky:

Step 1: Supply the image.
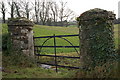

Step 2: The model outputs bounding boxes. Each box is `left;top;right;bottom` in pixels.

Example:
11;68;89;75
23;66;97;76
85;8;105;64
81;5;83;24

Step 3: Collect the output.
0;0;120;19
63;0;119;18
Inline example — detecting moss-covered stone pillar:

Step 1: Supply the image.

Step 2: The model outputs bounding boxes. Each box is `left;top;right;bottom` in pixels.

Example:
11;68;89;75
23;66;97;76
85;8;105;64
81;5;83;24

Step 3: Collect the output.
77;8;116;70
7;17;34;56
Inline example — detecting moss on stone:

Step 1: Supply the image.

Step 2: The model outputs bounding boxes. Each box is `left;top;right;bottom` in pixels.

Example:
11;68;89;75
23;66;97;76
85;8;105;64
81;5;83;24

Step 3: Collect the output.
78;8;116;70
7;17;34;26
77;8;115;25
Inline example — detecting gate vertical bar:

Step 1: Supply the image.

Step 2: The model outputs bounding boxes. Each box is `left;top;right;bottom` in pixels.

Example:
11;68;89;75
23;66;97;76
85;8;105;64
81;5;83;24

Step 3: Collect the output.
33;38;36;58
53;34;58;72
37;47;39;60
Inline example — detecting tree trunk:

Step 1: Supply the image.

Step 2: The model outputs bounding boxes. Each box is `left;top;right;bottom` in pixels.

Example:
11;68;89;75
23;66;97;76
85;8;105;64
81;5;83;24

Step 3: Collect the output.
2;12;5;23
11;2;14;18
27;12;29;19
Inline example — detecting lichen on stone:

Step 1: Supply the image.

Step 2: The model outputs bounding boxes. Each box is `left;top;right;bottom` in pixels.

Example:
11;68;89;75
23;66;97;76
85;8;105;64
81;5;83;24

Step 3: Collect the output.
77;8;115;26
7;17;34;56
7;17;34;26
78;8;116;70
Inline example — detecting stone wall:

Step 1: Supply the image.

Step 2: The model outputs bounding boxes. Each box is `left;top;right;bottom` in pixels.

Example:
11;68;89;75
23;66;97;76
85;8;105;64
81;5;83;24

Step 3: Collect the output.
77;8;116;70
7;17;34;56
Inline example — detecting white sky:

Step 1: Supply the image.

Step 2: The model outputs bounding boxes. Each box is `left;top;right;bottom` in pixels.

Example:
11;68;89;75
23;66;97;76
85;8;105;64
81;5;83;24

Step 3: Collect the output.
63;0;119;18
0;0;120;19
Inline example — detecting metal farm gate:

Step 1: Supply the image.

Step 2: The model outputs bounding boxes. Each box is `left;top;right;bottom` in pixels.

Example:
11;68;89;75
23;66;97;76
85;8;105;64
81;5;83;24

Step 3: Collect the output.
34;34;80;72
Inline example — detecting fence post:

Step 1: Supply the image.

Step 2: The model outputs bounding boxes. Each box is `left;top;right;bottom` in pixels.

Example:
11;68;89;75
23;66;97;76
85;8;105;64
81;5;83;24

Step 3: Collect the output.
77;8;116;70
7;17;34;57
53;34;58;72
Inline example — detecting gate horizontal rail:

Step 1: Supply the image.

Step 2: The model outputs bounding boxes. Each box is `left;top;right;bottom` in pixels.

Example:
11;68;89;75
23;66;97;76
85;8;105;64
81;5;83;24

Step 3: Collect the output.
37;62;80;69
34;34;80;72
34;34;79;39
36;54;80;59
34;46;79;48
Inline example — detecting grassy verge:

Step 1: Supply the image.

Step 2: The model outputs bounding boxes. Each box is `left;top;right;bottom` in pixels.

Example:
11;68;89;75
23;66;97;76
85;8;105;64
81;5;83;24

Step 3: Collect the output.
2;24;79;78
38;52;80;67
2;66;77;78
2;50;78;78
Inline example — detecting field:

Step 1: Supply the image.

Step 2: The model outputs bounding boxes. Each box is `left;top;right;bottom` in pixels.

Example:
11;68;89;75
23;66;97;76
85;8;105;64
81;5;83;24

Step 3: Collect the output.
2;24;119;78
34;24;119;54
33;25;79;54
2;24;80;78
2;24;119;54
114;24;119;48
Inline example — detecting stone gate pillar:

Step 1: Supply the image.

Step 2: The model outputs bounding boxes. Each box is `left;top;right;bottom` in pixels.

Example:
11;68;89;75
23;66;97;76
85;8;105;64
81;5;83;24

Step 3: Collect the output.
7;17;34;56
77;8;116;70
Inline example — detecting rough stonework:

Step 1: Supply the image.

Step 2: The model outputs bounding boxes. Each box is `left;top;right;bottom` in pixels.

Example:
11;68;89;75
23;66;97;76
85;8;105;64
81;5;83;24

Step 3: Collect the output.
77;8;116;70
7;17;34;56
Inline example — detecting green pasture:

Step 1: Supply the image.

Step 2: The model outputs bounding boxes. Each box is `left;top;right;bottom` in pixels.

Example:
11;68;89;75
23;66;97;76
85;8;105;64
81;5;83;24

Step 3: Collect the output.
114;24;119;48
1;24;119;54
33;25;79;54
2;66;77;78
33;24;119;54
1;24;120;78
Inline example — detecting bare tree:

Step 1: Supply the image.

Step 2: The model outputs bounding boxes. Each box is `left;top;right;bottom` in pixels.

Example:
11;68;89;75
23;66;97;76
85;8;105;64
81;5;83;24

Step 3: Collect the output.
0;1;7;23
49;1;58;23
64;8;76;21
8;0;15;18
39;1;50;25
35;0;40;23
59;1;67;22
58;1;76;26
20;1;32;19
6;0;76;25
8;0;22;18
13;1;21;17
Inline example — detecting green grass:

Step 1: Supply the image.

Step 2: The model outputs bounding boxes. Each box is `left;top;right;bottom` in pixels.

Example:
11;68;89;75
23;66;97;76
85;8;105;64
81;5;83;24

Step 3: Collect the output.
33;25;79;54
34;24;119;54
2;66;77;78
33;25;79;36
114;24;119;49
2;23;119;54
2;24;8;34
2;23;119;78
2;24;79;78
39;52;80;67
